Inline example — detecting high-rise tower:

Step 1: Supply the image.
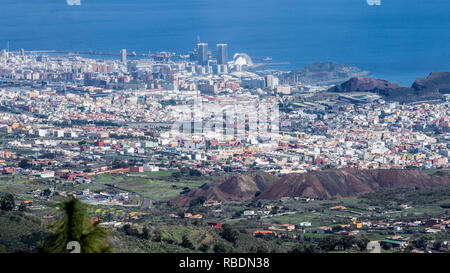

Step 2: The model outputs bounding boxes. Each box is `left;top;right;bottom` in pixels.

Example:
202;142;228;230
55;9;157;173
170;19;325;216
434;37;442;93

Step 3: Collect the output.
197;43;208;66
120;49;127;64
216;43;228;65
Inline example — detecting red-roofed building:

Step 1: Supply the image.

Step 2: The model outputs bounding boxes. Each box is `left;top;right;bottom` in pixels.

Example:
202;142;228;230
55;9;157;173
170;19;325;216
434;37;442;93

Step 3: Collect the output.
207;222;222;229
253;230;275;237
330;206;348;211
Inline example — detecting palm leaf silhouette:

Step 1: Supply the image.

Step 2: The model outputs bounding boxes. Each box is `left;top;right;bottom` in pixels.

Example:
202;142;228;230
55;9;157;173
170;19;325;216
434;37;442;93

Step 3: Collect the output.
39;197;112;253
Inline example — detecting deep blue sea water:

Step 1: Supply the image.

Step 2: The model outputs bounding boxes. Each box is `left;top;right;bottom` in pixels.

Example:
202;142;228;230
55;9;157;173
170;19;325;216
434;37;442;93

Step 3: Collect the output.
0;0;449;85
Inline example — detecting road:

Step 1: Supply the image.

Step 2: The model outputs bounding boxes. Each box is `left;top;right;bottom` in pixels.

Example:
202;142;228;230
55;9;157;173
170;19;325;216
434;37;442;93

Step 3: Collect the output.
223;211;297;223
102;183;150;209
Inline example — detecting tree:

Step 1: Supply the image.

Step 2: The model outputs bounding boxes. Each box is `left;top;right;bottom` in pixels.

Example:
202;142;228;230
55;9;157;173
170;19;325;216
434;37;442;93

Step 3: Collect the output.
220;224;239;244
289;243;318;253
189;169;202;177
319;235;341;252
332;225;343;232
356;236;370;251
141;227;151;240
198;243;209;252
382;242;392;251
432;240;443;251
171;171;181;179
180;168;189;176
189;196;206;207
271;205;280;214
0;193;15;211
181;235;194;249
303;243;319;253
413;236;428;249
254;245;269;253
43;188;52;197
18;159;31;169
112;160;128;169
153;229;162;242
38;197;112;253
213;242;229;253
340;236;357;250
18;202;28;212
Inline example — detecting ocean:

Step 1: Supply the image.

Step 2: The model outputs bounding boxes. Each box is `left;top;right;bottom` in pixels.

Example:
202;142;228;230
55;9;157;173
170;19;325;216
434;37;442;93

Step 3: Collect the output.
0;0;449;85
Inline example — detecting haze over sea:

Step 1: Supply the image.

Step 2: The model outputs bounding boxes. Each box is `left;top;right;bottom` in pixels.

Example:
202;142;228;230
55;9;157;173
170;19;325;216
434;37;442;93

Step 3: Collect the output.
1;0;449;85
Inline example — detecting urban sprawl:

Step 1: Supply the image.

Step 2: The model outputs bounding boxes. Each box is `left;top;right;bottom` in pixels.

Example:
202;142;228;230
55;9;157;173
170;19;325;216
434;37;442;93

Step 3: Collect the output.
0;42;449;253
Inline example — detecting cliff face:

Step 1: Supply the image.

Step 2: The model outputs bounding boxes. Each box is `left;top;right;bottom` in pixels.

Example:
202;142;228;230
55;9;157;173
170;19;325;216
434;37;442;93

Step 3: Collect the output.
412;71;450;94
328;71;450;102
256;169;450;200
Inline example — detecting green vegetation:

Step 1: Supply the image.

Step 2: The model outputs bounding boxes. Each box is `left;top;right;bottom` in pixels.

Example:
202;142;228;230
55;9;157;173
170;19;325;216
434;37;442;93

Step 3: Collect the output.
0;210;46;253
0;192;15;211
361;185;450;207
95;171;207;200
39;198;112;253
113;222;233;253
0;171;449;253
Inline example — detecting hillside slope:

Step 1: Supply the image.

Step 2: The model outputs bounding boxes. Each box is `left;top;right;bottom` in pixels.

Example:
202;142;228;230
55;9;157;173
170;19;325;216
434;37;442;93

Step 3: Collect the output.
328;71;450;102
257;169;450;200
0;211;46;253
172;172;278;206
412;71;450;94
289;62;370;85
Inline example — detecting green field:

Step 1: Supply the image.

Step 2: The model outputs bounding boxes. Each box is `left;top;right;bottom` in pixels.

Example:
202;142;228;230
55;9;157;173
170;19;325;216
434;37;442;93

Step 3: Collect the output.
94;171;207;200
0;176;49;200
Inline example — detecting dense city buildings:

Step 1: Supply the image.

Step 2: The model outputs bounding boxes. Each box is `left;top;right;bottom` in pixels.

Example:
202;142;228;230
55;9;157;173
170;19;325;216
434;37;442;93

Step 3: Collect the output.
0;41;449;255
0;42;449;174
